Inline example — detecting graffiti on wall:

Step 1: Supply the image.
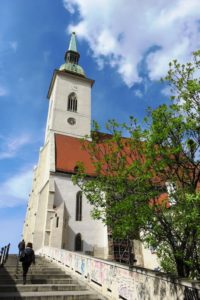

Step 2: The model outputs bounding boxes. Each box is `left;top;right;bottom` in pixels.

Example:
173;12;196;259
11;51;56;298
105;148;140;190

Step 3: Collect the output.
39;247;199;300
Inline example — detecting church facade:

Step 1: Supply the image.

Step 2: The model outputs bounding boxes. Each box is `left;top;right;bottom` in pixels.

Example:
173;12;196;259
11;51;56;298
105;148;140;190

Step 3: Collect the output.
23;33;159;269
23;33;108;258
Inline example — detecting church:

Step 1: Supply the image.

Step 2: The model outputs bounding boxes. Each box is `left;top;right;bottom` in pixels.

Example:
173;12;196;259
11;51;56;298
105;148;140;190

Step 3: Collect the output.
23;33;158;269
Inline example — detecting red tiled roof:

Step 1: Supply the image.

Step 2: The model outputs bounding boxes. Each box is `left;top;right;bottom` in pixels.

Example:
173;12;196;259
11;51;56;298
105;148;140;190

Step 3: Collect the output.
55;134;96;176
55;133;169;205
55;133;139;176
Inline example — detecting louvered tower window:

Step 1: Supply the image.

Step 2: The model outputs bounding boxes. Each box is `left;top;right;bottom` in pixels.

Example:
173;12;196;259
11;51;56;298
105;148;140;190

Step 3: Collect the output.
67;92;77;112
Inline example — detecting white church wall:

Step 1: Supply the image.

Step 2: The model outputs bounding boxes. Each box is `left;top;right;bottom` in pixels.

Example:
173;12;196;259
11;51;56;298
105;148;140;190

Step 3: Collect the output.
53;173;108;259
49;132;56;172
142;244;160;270
23;166;38;244
37;142;51;191
23;141;52;250
45;82;57;143
33;181;50;250
49;201;65;249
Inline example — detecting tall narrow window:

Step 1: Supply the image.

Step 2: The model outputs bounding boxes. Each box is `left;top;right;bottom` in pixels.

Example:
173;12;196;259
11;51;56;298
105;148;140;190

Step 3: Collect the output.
56;217;59;228
76;191;82;221
75;233;82;251
67;92;77;112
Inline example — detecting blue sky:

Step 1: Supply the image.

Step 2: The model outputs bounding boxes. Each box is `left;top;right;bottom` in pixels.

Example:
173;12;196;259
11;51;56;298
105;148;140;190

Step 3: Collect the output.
1;0;200;253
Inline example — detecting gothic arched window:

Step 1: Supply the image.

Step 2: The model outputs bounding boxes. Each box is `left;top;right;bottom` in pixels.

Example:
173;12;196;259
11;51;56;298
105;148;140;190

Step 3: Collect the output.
67;92;77;112
76;191;82;221
75;233;82;251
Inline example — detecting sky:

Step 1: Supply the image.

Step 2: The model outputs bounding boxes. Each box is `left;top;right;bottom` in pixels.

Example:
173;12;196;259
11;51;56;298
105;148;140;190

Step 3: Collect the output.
0;0;200;253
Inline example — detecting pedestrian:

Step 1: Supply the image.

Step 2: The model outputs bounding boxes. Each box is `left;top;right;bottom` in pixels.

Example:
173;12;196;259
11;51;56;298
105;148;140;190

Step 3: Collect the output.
21;242;35;284
18;239;25;256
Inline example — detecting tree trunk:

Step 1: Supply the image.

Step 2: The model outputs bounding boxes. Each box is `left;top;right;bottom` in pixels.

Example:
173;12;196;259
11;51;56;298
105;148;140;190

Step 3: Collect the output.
175;257;189;278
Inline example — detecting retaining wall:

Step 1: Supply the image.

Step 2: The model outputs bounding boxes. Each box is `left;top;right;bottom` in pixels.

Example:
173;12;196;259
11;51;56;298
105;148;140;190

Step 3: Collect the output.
37;246;200;300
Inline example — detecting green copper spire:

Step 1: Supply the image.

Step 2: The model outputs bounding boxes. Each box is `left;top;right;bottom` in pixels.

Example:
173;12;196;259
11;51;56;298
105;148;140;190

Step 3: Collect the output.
59;32;85;77
68;32;77;52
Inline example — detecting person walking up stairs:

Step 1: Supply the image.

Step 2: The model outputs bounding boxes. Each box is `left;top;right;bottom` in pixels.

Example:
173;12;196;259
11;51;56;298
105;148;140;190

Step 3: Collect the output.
19;242;35;285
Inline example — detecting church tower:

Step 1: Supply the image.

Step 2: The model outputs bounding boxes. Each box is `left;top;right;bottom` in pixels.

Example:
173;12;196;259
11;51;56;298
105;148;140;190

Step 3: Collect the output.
23;33;108;259
45;32;94;142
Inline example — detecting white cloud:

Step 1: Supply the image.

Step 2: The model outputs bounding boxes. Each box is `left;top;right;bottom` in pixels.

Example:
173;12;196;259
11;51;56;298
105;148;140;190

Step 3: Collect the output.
0;85;8;96
0;134;31;159
63;0;76;13
0;169;33;208
161;86;173;97
134;89;143;98
63;0;200;87
9;41;18;52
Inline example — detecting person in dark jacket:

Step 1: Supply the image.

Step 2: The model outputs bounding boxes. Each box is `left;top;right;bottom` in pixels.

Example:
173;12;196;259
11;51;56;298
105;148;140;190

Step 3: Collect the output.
21;242;35;284
18;239;25;256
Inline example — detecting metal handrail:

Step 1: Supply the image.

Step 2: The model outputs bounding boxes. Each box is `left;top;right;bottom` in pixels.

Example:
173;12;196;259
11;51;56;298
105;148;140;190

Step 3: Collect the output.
0;243;10;266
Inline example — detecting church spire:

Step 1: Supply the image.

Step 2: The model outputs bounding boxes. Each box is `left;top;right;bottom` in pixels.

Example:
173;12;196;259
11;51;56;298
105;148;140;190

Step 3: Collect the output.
65;32;80;64
59;32;85;77
68;32;77;52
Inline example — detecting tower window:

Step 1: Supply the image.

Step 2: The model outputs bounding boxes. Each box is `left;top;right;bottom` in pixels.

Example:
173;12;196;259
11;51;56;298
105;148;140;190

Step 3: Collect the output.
56;217;59;228
75;233;82;251
76;191;82;221
67;92;77;112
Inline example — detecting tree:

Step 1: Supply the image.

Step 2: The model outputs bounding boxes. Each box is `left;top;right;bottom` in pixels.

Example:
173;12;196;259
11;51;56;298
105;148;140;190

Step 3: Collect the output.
73;51;200;279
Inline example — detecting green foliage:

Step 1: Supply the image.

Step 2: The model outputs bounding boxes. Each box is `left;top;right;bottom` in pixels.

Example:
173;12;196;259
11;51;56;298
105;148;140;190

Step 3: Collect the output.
73;51;200;279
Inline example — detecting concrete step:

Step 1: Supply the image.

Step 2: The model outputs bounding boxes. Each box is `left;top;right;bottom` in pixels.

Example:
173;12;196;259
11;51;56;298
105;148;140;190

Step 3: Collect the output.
1;270;61;275
6;259;51;262
0;255;108;300
0;278;80;285
2;266;51;270
2;265;65;270
3;266;61;270
22;273;68;278
0;290;106;299
5;256;49;262
2;265;54;271
3;263;63;269
0;283;88;292
0;273;66;279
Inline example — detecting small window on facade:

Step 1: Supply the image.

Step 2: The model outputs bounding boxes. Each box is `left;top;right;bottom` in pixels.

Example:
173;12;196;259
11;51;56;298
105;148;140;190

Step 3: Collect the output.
75;233;82;251
56;217;59;228
76;191;82;221
67;92;77;112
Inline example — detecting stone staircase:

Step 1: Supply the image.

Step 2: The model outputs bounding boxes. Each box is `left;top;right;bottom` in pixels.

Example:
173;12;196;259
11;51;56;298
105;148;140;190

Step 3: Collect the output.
0;254;107;299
